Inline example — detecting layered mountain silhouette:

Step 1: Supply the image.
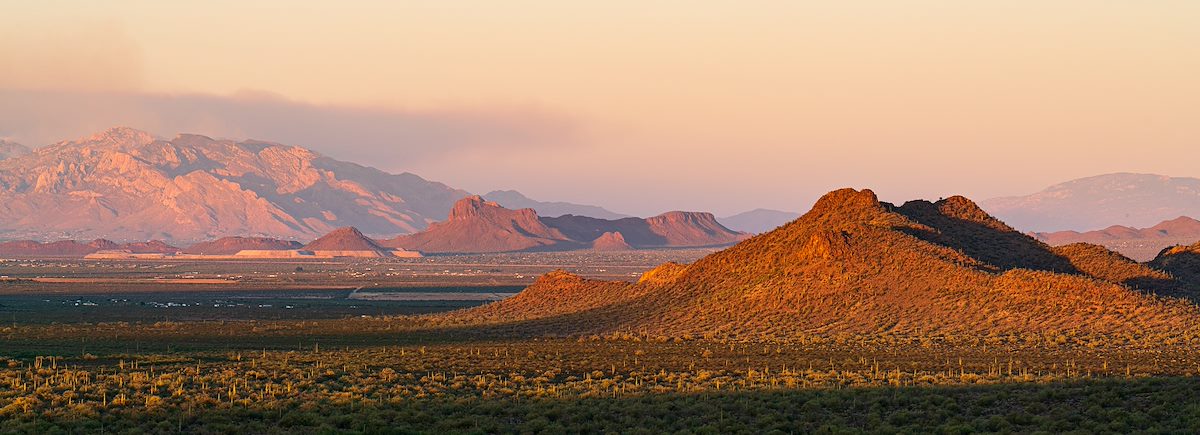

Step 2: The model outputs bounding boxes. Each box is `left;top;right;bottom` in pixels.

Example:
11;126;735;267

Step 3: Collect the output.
0;239;179;257
719;208;800;234
482;190;628;219
434;188;1199;336
183;236;303;255
382;196;747;253
983;173;1200;232
0;127;469;242
1036;216;1200;261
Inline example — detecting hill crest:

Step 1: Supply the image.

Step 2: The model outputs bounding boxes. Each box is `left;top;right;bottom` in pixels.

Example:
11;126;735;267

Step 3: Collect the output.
434;188;1200;337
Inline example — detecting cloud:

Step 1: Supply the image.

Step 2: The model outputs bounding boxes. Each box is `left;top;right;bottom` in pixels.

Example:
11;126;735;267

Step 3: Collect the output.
0;89;580;170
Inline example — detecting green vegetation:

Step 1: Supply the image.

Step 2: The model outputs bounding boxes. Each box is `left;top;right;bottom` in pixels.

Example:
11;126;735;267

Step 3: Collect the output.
3;330;1200;433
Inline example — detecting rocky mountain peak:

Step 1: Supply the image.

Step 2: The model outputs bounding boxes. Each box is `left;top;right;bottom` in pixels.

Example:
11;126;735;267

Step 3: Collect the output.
83;126;157;148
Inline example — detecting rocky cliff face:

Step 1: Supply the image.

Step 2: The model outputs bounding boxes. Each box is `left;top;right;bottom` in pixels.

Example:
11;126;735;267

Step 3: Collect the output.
0;127;468;242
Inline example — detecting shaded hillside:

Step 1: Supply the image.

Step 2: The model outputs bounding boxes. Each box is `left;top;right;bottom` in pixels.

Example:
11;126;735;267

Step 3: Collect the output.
483;190;628;219
382;196;574;253
719;208;800;234
303;227;390;254
0;239;178;257
434;189;1200;337
183;236;303;255
1036;217;1200;261
1150;243;1200;290
982;173;1200;232
0;127;468;242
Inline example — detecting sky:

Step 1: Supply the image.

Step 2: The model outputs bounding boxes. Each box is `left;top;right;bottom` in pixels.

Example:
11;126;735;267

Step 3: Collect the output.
2;1;1198;216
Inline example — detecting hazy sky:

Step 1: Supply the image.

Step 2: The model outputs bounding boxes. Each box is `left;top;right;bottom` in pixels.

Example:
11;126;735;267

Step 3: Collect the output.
3;1;1198;216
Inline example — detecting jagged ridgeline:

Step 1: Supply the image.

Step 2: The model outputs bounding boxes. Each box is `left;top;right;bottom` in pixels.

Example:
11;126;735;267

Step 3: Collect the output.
432;188;1200;337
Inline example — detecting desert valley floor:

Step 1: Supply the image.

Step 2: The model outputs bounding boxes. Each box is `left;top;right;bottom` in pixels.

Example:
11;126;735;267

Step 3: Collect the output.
3;253;1200;432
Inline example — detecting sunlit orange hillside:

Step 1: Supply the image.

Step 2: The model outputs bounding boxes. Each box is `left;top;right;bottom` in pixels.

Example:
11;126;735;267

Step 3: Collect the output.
435;188;1200;337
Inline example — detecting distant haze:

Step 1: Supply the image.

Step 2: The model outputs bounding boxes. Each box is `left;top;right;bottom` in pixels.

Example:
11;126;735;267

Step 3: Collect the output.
3;2;1199;216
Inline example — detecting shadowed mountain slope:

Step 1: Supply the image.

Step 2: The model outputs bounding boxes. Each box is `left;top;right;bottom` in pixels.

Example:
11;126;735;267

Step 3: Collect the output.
1150;242;1200;291
433;188;1200;337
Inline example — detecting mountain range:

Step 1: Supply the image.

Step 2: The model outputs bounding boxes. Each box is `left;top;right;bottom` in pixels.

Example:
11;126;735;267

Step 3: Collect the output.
1035;216;1200;261
382;195;748;253
0;127;469;242
432;188;1199;336
0;127;762;246
982;173;1200;232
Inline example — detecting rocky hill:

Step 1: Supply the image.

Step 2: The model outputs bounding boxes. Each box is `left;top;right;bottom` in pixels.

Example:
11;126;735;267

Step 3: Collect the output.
0;127;468;242
433;188;1200;337
183;236;303;255
590;232;633;251
0;239;179;257
1035;216;1200;261
382;196;575;253
982;173;1200;232
383;196;747;253
303;227;391;254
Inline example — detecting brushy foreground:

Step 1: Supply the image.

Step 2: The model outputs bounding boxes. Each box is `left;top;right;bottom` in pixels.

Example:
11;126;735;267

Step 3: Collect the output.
3;336;1200;433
